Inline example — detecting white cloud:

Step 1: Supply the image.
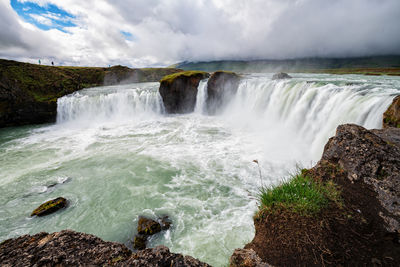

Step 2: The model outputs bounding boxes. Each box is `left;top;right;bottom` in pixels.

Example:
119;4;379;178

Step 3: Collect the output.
1;0;400;67
30;13;53;26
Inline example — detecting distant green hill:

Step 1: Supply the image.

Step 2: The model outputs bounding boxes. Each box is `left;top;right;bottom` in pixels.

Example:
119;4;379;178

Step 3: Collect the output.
174;56;400;73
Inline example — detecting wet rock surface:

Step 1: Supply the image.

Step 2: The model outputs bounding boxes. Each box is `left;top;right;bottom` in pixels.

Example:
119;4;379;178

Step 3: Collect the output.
206;71;240;115
383;95;400;128
159;71;210;113
0;230;210;266
134;216;172;250
31;197;68;217
271;72;292;80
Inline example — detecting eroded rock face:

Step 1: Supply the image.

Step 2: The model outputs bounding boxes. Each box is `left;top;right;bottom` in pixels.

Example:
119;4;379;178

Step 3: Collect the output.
0;230;210;266
383;95;400;128
31;197;68;217
271;72;292;80
206;71;240;115
321;124;400;231
159;71;210;113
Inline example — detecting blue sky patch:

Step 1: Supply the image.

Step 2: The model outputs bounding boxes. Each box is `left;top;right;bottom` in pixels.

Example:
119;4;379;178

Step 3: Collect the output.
121;31;138;41
11;0;76;32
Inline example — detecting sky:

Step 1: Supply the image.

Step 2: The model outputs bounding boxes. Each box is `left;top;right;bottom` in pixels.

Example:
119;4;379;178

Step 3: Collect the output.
1;0;400;67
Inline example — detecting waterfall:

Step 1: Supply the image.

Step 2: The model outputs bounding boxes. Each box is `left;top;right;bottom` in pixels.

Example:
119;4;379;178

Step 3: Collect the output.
220;74;396;159
57;83;164;124
194;80;208;114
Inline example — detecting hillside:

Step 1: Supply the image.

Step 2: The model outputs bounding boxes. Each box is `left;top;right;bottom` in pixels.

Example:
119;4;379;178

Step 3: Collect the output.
174;55;400;75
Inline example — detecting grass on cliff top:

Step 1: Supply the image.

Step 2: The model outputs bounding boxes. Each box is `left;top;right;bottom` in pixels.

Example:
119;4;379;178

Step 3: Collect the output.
258;171;341;216
160;70;208;84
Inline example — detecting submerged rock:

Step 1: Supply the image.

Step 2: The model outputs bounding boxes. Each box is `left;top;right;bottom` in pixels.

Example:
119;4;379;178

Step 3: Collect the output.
0;230;210;266
159;71;210;113
383;95;400;128
206;71;240;115
31;197;68;216
159;215;172;230
271;72;292;80
133;234;147;250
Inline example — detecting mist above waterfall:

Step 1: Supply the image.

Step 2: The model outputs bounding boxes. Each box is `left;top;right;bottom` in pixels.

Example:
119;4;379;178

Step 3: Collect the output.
2;0;400;67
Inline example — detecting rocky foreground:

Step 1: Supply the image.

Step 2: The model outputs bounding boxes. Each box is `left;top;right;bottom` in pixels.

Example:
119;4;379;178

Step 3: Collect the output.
233;120;400;266
0;230;210;267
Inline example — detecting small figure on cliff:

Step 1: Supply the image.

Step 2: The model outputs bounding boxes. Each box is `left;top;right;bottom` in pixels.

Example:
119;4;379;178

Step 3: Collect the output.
38;59;41;65
51;61;54;66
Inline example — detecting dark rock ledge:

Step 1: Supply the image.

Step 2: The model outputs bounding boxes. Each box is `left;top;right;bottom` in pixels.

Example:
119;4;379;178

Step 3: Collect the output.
0;230;210;266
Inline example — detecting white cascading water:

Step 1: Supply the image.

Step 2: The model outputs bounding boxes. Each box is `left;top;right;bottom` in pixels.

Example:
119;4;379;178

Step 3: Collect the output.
1;73;399;266
194;80;208;114
57;82;164;124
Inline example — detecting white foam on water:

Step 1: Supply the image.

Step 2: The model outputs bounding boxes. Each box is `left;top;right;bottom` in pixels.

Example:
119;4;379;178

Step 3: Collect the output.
0;74;399;266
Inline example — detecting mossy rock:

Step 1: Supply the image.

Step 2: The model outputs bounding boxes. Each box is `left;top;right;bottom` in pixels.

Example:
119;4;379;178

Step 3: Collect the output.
133;234;147;250
383;95;400;128
31;197;68;217
137;216;162;236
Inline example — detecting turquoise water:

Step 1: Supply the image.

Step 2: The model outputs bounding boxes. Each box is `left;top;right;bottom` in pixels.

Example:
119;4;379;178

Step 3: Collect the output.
0;74;399;266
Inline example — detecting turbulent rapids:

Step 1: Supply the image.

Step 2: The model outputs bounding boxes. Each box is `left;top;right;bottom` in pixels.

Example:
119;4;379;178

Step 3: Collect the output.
1;73;399;266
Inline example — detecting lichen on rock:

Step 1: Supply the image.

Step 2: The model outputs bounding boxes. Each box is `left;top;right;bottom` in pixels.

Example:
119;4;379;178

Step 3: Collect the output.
31;197;68;217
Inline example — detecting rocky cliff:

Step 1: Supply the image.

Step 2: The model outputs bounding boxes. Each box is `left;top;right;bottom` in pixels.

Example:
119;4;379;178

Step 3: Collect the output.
235;123;400;266
0;59;182;128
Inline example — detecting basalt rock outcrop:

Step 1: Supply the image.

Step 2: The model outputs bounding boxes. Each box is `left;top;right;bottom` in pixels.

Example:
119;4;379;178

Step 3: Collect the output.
383;95;400;128
0;59;181;128
271;72;292;80
239;124;400;266
0;230;210;266
206;71;240;115
159;71;209;113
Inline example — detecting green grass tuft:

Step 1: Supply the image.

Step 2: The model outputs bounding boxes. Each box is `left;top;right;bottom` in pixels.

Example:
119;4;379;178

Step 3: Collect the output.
258;172;340;216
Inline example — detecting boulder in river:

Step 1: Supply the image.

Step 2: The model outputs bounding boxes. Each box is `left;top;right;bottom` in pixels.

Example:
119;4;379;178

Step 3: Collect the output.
134;216;172;250
271;72;292;80
137;216;162;235
31;197;68;216
206;71;240;115
383;95;400;128
159;71;210;113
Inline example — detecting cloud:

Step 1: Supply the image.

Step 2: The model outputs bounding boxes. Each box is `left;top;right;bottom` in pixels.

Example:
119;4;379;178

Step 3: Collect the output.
1;0;400;67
